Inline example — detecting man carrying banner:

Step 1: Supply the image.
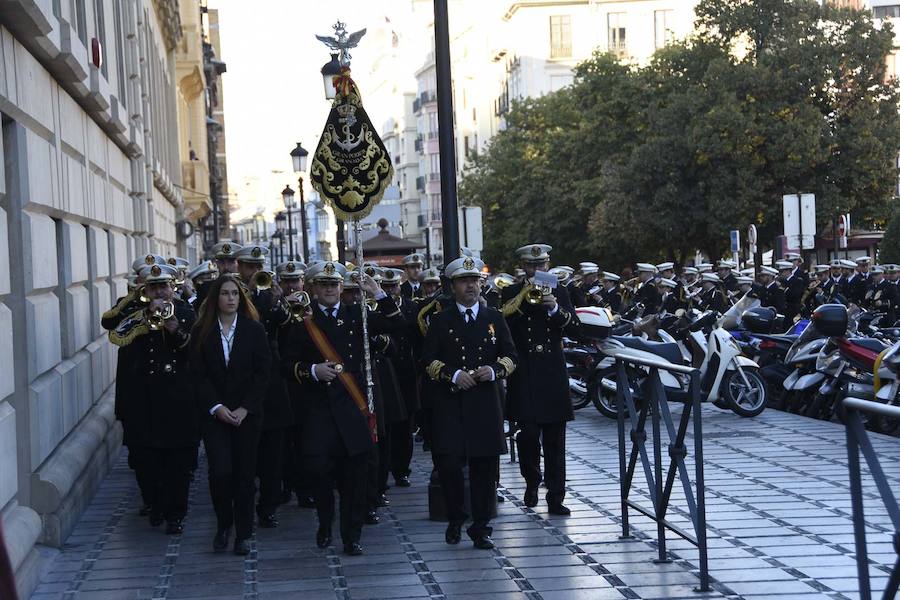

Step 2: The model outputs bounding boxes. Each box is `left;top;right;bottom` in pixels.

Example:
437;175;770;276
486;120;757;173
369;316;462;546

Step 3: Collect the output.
280;261;402;556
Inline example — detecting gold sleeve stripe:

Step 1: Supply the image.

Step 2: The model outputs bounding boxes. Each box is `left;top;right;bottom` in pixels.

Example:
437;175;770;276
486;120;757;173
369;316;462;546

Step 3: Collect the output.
294;362;306;383
498;357;516;377
560;309;572;328
426;360;446;381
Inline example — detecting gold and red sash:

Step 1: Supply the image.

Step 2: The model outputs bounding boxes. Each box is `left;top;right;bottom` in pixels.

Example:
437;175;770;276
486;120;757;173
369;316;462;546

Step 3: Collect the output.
303;315;377;442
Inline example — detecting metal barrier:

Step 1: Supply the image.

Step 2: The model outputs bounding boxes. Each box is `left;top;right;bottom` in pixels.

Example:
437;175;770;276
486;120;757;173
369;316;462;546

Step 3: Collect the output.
842;397;900;600
615;353;709;592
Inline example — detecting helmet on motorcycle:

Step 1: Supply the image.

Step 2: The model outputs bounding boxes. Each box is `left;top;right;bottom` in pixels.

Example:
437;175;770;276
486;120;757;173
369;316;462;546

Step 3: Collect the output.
742;306;778;334
576;306;614;340
812;304;848;337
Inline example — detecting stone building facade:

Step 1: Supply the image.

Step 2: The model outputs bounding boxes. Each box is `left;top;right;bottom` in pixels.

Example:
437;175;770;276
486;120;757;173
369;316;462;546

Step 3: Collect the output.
0;1;189;596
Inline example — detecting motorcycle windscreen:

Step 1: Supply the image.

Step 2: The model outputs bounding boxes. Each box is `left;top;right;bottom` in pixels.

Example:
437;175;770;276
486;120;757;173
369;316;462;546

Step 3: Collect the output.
718;294;760;330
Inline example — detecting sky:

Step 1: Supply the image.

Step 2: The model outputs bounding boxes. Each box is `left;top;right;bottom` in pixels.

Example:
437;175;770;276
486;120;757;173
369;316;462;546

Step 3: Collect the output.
207;0;426;223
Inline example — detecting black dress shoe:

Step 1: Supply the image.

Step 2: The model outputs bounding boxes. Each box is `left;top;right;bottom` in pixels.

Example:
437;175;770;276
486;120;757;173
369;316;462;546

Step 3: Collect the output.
375;494;390;507
548;503;571;516
297;495;317;509
316;527;332;549
472;535;495;550
165;519;184;535
139;504;153;516
213;528;230;552
394;476;411;488
496;493;505;503
258;514;278;528
524;487;538;508
445;522;462;545
149;513;164;527
233;538;251;556
364;510;380;525
343;542;363;556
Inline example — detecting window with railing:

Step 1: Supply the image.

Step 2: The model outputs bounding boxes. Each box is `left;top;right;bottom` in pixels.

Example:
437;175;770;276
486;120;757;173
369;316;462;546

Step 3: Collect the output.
608;13;627;56
874;4;900;18
550;15;572;59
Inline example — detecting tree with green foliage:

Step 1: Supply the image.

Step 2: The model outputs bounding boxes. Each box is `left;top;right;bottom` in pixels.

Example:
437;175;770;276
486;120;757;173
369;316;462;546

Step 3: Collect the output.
460;0;900;272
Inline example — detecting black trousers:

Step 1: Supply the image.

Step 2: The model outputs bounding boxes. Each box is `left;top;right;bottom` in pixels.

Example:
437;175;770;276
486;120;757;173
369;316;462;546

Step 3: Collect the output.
434;453;499;538
128;445;197;522
377;427;391;494
516;421;567;504
308;452;368;545
203;417;262;541
390;415;414;480
256;427;285;518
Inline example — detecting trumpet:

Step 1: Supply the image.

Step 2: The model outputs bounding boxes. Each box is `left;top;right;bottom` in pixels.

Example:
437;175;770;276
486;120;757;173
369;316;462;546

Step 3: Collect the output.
137;286;151;304
525;283;552;305
146;301;175;330
286;291;311;320
252;270;274;290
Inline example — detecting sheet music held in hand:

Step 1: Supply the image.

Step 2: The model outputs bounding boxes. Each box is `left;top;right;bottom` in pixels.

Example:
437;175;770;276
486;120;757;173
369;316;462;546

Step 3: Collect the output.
533;270;558;289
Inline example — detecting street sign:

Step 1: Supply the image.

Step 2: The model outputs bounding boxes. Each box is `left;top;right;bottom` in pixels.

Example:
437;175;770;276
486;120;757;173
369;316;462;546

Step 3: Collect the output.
748;224;757;255
800;194;816;249
730;230;740;253
783;193;817;251
838;214;848;249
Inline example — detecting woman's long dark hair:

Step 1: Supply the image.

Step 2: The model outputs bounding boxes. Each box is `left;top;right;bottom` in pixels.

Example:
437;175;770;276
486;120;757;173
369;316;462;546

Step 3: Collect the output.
192;275;260;354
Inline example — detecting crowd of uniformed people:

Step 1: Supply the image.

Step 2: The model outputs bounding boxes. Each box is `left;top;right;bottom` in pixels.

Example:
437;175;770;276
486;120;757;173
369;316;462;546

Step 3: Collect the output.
101;242;579;557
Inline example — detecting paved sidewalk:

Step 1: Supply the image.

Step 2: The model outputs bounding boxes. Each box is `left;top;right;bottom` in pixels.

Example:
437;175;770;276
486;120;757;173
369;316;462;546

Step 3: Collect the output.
30;405;899;600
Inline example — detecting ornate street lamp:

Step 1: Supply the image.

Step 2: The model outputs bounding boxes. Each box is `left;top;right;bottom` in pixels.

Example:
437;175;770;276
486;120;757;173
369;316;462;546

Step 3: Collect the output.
290;142;310;262
320;53;341;101
282;185;296;261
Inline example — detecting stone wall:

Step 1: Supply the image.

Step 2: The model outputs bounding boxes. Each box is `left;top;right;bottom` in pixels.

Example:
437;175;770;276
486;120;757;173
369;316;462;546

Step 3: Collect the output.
0;1;184;597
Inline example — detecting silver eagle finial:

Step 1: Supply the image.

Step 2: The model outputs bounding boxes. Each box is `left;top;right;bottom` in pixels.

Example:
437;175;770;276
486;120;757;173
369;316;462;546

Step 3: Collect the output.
316;20;366;67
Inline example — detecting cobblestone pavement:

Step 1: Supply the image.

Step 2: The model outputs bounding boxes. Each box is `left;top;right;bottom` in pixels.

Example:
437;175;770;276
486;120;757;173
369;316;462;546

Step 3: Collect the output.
30;405;899;600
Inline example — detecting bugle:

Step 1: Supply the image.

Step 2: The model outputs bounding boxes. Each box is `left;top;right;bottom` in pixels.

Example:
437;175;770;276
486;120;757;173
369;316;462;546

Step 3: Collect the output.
146;301;175;330
526;283;552;305
286;291;311;320
252;270;274;290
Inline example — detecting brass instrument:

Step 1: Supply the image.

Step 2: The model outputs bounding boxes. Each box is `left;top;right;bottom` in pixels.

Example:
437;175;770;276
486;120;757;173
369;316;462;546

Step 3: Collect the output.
365;297;378;310
138;286;151;304
493;273;516;289
146;301;175;330
252;270;274;290
525;283;552;305
286;291;311;320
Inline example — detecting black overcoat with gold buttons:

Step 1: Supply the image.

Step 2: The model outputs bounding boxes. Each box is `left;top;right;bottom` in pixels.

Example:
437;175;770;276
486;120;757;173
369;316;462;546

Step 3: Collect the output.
501;283;577;424
422;306;517;457
117;300;199;448
280;297;403;458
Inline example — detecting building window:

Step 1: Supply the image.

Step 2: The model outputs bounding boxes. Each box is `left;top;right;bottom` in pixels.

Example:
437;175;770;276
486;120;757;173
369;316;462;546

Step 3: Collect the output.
93;0;108;77
73;0;87;44
113;0;127;105
654;10;675;49
874;5;900;18
608;13;627;56
549;15;572;59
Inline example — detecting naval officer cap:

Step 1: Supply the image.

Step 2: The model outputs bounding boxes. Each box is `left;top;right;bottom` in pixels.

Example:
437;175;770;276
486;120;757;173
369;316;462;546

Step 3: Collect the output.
579;262;599;273
784;252;803;262
516;244;552;263
421;268;441;283
307;261;347;283
701;272;721;283
840;259;857;269
656;262;675;272
740;267;755;277
736;276;754;285
636;263;657;274
235;245;268;264
343;270;359;289
186;260;218;281
363;264;384;282
132;253;166;274
211;240;243;259
381;269;403;284
658;277;677;289
885;264;899;274
717;259;737;270
167;257;190;269
871;265;885;274
682;266;698;276
814;264;831;273
276;260;306;280
759;266;778;276
775;260;793;271
447;256;485;279
830;259;843;268
140;263;179;284
402;253;424;267
855;256;872;265
602;271;621;282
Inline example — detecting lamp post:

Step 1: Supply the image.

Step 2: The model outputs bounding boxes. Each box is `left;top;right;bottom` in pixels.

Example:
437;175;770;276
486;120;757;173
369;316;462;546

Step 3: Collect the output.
321;53;347;263
282;185;296;261
290;142;310;262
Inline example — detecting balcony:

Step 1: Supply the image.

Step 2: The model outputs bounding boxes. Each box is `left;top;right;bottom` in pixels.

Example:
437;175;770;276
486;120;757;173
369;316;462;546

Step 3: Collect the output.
181;160;211;216
416;176;426;192
428;172;440;181
419;90;436;106
414;136;423;153
413;98;421;114
609;40;628;57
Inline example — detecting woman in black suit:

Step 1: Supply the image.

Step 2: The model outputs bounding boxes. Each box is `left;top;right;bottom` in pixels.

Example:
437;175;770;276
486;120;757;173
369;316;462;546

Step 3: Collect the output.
191;275;271;555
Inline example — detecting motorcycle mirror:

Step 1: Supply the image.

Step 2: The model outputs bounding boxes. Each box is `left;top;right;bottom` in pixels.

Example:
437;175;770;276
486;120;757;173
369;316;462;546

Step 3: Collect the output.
675;309;685;318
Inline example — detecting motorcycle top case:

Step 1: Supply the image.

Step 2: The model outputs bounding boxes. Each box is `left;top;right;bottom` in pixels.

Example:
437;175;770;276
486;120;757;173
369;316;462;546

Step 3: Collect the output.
811;304;848;337
741;306;778;334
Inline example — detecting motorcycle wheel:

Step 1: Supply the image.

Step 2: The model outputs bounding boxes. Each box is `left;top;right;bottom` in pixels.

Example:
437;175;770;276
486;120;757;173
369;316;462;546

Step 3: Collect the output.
724;367;767;418
868;413;900;435
591;367;627;419
568;366;592;410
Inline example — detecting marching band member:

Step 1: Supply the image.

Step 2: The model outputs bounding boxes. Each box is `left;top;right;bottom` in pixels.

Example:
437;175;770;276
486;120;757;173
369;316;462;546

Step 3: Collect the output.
191;275;271;556
423;256;517;549
599;272;622;313
400;253;425;299
501;244;577;515
633;263;661;314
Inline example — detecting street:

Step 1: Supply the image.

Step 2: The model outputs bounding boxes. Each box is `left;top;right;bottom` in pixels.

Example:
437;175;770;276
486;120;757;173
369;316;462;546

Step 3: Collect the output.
30;405;895;600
